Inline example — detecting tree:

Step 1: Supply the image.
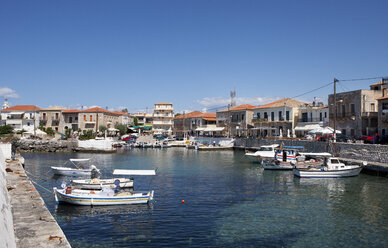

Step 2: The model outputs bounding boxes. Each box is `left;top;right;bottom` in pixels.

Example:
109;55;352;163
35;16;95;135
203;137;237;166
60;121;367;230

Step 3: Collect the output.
99;125;107;133
0;125;14;135
175;113;181;117
45;127;55;136
121;108;128;113
115;124;127;136
133;117;138;126
79;130;95;140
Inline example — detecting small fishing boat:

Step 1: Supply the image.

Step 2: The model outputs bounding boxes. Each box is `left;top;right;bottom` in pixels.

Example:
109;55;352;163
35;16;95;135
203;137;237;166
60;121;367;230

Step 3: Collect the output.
51;158;100;177
262;146;304;170
70;178;133;190
245;144;279;161
293;158;365;178
54;169;156;206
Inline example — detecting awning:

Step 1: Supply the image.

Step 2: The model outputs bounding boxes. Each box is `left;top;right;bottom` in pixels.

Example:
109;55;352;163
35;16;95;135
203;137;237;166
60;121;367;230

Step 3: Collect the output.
294;123;322;131
9;112;24;115
195;127;206;131
70;158;91;162
203;127;225;132
251;127;276;130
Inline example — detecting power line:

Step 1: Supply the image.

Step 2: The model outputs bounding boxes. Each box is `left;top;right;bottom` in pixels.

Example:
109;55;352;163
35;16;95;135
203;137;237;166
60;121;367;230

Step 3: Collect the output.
338;76;385;82
289;82;333;100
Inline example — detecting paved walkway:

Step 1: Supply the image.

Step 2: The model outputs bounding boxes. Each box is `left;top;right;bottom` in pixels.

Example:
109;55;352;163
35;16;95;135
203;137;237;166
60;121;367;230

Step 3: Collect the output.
6;156;71;248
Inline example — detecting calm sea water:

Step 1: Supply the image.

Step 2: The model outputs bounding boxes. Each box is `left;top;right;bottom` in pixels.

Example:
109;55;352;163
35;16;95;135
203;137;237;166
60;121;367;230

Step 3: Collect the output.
23;148;388;248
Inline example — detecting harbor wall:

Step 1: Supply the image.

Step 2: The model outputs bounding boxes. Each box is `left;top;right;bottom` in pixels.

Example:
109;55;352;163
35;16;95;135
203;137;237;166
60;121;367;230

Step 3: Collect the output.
235;138;388;164
0;143;12;159
191;137;235;147
0;146;17;248
15;139;76;153
77;139;116;152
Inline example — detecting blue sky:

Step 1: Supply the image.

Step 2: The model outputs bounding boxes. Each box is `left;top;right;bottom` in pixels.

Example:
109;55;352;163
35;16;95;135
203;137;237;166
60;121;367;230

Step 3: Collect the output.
1;0;387;113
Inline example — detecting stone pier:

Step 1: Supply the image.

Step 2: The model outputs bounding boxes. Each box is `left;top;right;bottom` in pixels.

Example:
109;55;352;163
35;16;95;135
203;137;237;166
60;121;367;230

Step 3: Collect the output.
5;155;71;248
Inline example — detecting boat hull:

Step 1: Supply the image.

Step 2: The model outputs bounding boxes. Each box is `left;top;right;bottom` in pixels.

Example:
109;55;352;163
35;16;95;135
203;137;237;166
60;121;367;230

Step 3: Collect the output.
54;188;154;206
293;167;362;178
262;163;294;170
70;178;134;190
51;167;94;176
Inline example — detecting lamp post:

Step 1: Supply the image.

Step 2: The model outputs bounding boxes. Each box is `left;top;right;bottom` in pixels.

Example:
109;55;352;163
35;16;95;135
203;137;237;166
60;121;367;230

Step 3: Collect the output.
333;78;339;142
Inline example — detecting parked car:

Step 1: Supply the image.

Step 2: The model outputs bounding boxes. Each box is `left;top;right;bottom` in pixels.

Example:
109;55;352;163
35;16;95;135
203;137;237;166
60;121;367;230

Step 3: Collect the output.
336;135;351;143
317;134;333;142
304;134;313;140
360;135;374;144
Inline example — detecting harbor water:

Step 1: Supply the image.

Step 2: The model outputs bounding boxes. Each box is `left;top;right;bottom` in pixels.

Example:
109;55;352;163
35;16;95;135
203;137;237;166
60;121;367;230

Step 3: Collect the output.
23;148;388;247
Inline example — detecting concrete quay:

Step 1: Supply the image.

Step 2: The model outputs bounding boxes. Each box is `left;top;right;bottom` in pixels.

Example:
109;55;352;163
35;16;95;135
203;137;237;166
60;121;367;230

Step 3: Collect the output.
5;156;71;248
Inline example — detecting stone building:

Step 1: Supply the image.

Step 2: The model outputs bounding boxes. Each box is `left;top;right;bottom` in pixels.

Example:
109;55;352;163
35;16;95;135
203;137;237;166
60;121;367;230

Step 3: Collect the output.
62;109;80;132
294;103;329;137
174;111;217;139
0;105;40;132
253;98;304;137
38;106;67;133
112;111;134;127
216;104;255;137
328;82;386;137
78;107;120;133
377;95;388;136
152;102;174;135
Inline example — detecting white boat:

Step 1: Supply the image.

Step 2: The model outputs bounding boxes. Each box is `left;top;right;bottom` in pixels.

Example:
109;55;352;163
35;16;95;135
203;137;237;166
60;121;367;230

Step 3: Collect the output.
70;178;133;190
245;144;279;161
53;187;154;206
51;158;100;177
293;158;365;178
262;146;304;170
54;169;156;206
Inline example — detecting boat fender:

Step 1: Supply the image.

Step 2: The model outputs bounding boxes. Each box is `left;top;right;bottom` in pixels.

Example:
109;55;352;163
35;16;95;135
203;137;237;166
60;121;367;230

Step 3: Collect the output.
90;191;95;194
320;168;324;171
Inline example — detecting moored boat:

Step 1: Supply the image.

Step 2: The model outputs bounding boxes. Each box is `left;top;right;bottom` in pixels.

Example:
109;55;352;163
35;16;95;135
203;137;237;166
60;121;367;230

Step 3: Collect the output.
51;158;100;177
293;157;365;178
70;178;133;190
245;144;279;161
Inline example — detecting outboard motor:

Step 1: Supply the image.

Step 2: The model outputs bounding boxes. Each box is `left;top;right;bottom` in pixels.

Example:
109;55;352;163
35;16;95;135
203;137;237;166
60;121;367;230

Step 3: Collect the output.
114;179;121;194
90;165;101;179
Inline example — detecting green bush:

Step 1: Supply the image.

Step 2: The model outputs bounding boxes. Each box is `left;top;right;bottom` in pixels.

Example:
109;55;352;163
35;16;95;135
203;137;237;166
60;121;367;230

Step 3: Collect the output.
79;130;95;140
99;125;107;133
115;124;127;136
45;127;55;135
0;125;14;135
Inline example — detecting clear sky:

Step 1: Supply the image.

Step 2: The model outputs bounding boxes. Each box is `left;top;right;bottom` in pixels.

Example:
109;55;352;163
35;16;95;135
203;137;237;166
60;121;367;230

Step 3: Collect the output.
1;0;387;113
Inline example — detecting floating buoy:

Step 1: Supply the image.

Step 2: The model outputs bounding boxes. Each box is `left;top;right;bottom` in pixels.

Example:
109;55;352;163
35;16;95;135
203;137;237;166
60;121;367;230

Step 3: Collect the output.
181;200;185;203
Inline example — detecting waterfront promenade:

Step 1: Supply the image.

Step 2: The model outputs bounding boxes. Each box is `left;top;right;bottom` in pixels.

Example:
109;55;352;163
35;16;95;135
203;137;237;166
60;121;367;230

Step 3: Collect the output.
5;155;71;248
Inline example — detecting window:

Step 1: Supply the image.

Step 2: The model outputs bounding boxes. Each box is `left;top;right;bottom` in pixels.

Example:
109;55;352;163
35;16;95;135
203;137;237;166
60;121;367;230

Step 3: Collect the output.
69;117;73;123
371;103;375;111
241;114;244;120
75;116;78;121
257;113;260;119
84;115;86;121
319;112;322;121
324;112;327;118
286;111;290;121
264;112;268;119
278;111;282;121
383;103;388;110
342;104;345;117
342;129;346;135
90;115;92;122
55;113;59;119
43;113;47;120
351;104;355;114
271;112;274;121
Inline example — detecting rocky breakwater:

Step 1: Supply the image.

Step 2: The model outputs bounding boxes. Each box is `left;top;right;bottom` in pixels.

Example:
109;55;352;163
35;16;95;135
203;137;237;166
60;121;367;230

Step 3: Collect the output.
14;139;77;153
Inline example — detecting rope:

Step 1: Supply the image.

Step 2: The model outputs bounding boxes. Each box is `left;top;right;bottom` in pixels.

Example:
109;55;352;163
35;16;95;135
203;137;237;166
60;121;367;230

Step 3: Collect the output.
25;170;54;193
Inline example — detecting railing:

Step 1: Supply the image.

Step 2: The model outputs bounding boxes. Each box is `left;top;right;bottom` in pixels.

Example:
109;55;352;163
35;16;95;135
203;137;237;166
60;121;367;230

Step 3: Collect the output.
298;118;325;123
39;120;47;125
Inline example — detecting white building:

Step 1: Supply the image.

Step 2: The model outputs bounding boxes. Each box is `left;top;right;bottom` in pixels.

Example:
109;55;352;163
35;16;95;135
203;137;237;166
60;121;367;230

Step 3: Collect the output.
0;105;41;132
153;102;174;135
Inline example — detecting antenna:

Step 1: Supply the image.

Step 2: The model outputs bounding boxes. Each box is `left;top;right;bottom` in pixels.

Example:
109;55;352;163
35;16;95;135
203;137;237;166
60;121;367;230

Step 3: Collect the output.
230;90;236;107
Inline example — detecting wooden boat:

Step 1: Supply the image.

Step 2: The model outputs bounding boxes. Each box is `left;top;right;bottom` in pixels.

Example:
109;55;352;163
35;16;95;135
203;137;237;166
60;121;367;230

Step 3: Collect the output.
54;169;156;206
293;158;365;178
70;178;133;190
51;158;100;176
53;187;154;206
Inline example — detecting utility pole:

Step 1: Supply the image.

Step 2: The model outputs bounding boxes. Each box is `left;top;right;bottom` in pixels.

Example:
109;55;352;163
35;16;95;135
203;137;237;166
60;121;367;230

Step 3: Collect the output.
333;78;339;142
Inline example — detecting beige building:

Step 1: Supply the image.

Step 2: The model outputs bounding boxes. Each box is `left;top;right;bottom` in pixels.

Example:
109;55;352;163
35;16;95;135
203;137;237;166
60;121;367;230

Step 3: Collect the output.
377;95;388;137
253;98;305;137
153;102;174;135
39;106;67;133
328;82;386;137
79;107;120;132
112;111;134;127
174;111;217;139
294;103;329;137
132;113;153;127
217;104;256;137
62;109;80;132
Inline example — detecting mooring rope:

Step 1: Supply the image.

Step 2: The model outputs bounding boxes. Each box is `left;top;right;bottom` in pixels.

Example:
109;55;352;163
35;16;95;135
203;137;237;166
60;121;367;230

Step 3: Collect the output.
24;170;53;193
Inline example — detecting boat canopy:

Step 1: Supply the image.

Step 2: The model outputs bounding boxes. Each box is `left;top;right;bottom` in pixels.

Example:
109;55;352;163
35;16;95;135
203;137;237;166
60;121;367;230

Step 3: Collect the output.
70;158;91;162
281;146;304;149
300;152;332;157
113;169;156;176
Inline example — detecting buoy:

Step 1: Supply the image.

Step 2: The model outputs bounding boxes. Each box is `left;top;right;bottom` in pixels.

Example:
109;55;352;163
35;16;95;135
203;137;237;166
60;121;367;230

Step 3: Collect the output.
181;200;185;203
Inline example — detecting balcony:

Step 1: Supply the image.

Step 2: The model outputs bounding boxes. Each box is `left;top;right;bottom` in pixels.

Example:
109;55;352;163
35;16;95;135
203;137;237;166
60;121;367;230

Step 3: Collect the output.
253;118;268;123
51;119;60;126
39;120;47;126
298;118;325;123
153;121;173;125
329;113;356;119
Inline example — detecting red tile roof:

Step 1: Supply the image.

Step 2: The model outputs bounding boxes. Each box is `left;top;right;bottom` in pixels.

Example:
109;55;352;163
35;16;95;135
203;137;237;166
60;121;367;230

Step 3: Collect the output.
1;105;41;111
63;109;80;113
81;107;119;115
175;111;216;120
255;98;305;109
229;104;256;111
112;111;131;116
377;96;388;101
